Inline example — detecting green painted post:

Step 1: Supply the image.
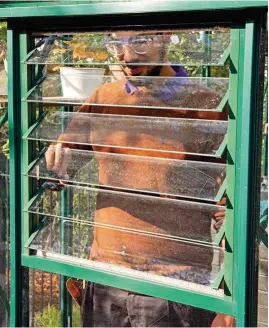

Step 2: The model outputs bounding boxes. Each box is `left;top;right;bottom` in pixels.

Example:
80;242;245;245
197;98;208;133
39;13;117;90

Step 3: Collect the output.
7;26;32;327
8;27;38;327
223;28;242;301
7;25;22;328
59;39;73;325
234;19;265;327
60;188;73;327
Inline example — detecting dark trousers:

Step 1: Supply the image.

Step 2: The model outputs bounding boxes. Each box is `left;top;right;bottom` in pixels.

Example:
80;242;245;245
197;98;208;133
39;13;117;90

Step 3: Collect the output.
81;283;216;327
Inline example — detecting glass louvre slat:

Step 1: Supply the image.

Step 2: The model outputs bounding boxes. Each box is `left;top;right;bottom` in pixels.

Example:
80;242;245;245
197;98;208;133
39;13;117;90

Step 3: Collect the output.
27;147;226;201
25;75;229;111
24;31;230;66
27;184;224;244
26;111;228;156
26;216;224;294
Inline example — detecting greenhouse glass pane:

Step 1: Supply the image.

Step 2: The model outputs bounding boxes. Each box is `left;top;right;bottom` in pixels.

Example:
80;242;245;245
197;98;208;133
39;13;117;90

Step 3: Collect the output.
26;111;227;157
25;31;230;66
25;75;229;111
26;216;224;295
27;184;225;244
27;147;226;201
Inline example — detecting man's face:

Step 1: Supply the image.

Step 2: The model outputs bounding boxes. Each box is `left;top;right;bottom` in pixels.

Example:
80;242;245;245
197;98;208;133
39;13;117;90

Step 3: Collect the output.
108;32;169;77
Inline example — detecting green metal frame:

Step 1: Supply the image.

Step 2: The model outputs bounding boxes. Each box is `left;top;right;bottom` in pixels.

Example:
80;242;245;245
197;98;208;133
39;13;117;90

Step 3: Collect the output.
3;1;267;327
7;26;22;327
0;1;267;18
234;20;266;327
60;106;73;327
22;254;236;315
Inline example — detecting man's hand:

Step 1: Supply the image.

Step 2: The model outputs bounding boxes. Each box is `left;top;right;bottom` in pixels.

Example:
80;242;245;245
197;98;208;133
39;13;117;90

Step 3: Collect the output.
211;313;236;327
213;196;226;232
213;207;225;232
45;143;71;180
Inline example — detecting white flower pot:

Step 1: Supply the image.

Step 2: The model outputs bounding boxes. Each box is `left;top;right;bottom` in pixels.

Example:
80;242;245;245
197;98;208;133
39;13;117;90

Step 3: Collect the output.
60;67;105;99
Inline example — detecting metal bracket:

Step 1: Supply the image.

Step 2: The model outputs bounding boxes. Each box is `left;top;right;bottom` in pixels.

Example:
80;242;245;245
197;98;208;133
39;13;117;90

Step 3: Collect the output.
215;222;225;246
22;110;48;139
24;217;49;248
218;45;231;65
22;35;57;63
23;75;47;100
215;134;227;158
216;90;229;112
212;266;225;290
27;147;47;173
26;181;66;212
215;178;227;202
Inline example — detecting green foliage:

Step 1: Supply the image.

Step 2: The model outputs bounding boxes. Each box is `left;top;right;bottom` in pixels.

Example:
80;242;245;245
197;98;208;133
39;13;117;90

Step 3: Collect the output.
34;303;81;327
72;304;81;327
46;33;112;72
35;304;61;327
169;30;230;77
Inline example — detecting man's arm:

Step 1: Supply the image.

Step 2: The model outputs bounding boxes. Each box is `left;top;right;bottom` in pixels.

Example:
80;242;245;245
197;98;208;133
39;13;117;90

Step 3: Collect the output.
211;312;236;327
45;94;95;177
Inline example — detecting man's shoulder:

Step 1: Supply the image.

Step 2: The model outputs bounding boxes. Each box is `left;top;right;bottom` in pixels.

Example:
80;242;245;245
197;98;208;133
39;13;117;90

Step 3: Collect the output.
170;80;221;108
88;79;127;104
96;79;126;95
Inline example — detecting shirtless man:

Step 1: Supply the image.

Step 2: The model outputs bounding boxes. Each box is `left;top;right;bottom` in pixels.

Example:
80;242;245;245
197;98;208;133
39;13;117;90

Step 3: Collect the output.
46;31;233;327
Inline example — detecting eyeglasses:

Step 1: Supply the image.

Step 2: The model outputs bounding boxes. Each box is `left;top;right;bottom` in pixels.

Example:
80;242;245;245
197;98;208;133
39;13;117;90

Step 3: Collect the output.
106;36;156;56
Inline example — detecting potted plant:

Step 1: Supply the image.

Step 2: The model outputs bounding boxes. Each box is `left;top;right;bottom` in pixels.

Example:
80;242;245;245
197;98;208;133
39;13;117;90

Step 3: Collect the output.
52;34;111;99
